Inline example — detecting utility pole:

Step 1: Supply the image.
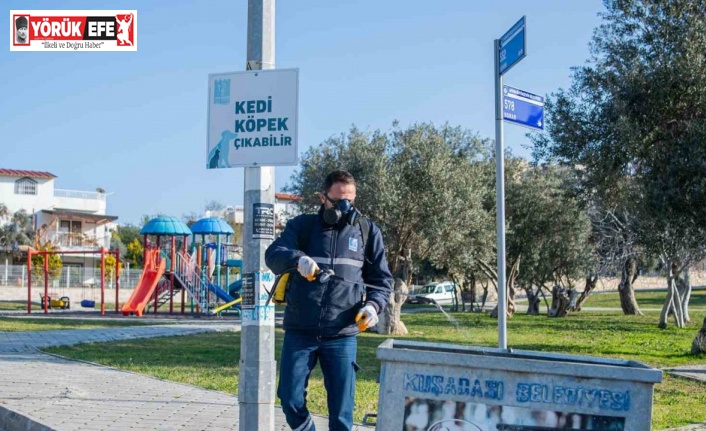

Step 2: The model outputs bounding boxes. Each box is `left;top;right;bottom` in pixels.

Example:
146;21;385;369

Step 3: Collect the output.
239;0;276;430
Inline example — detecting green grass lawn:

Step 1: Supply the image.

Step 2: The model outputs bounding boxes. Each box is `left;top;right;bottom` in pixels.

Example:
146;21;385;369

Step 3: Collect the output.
0;300;43;311
45;310;705;429
0;316;163;332
584;288;706;311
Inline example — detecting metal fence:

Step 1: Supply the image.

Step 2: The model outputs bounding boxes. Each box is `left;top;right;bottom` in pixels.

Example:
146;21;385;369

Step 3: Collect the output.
1;264;142;289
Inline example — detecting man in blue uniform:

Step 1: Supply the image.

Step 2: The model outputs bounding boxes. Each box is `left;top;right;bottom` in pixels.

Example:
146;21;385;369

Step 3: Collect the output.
265;170;393;431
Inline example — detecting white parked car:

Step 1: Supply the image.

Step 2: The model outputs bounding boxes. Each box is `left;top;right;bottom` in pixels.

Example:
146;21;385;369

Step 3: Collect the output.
407;281;455;305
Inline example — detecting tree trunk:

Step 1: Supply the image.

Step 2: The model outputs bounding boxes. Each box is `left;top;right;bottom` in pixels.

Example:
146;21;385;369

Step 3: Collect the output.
540;286;551;314
680;267;692;323
507;257;519;316
488;256;520;318
508;281;517;316
454;275;471;313
461;288;475;313
450;277;460;312
659;275;675;329
672;277;685;327
692;317;706;355
571;276;599;312
468;274;477;312
397;249;413;286
525;285;541;316
568;289;580;310
548;285;571;318
479;280;489;313
659;261;685;329
372;278;408;335
618;257;643;315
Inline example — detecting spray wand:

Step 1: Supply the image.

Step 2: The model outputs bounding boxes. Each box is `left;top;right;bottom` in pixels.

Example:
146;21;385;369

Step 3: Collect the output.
311;269;444;332
314;269;440;305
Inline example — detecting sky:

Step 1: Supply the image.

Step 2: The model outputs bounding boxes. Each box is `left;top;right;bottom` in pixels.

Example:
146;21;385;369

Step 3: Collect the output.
0;0;604;225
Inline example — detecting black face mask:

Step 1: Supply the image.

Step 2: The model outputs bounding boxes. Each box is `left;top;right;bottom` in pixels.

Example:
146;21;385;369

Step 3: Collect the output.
322;192;358;226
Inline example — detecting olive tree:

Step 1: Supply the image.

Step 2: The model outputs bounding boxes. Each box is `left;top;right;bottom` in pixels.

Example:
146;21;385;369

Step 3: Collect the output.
504;166;593;317
532;0;706;328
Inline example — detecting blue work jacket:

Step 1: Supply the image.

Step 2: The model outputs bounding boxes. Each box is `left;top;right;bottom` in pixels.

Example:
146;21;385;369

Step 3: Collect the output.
265;209;393;338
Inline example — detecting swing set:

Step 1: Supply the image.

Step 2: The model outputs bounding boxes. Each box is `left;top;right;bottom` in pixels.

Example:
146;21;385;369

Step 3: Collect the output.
26;247;121;316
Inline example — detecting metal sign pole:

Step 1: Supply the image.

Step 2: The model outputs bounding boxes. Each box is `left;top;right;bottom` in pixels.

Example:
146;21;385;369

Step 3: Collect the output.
494;38;508;350
494;15;525;351
239;0;276;430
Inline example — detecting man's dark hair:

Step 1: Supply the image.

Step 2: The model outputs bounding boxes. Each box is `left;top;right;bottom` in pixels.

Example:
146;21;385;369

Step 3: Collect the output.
324;170;356;191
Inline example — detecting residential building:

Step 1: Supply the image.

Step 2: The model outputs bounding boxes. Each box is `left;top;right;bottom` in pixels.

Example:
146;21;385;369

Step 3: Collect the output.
201;205;243;224
199;193;302;242
0;169;118;256
275;192;302;232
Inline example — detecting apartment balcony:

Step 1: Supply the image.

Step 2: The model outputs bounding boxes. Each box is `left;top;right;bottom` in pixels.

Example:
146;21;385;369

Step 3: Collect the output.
53;189;106;214
51;232;111;250
54;189;106;200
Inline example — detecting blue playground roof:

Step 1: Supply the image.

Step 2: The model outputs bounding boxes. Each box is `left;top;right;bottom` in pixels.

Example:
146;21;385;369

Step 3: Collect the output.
140;217;192;236
190;217;234;235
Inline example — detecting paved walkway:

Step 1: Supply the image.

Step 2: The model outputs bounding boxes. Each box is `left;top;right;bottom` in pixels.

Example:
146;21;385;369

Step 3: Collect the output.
0;323;235;353
0;323;373;431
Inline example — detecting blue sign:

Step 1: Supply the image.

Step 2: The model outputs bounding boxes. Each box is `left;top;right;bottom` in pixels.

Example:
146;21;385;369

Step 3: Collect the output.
499;16;526;75
502;85;544;131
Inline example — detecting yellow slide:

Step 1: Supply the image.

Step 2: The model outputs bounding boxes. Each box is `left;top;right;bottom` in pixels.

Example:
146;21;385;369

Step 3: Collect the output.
212;297;242;314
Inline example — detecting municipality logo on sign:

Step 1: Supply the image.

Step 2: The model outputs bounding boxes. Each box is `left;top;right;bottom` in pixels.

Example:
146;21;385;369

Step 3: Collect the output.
214;79;230;105
10;10;138;51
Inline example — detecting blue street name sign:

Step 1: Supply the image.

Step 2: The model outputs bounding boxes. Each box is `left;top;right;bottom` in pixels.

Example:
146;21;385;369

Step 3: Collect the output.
502;85;544;131
499;16;526;75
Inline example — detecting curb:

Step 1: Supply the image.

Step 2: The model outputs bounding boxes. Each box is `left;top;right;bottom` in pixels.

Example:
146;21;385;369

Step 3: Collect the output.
0;405;55;431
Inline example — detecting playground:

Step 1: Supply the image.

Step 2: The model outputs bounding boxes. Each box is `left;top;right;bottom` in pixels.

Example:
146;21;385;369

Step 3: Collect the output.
12;216;246;320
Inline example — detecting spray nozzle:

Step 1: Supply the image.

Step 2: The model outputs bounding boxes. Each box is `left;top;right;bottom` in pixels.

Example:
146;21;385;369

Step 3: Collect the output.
315;269;335;284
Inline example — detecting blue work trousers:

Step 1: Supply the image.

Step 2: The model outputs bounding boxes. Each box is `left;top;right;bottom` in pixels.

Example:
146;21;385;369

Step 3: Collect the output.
278;331;358;431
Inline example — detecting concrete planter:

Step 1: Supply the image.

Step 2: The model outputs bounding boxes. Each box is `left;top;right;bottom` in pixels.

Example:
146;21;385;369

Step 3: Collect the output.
376;339;662;431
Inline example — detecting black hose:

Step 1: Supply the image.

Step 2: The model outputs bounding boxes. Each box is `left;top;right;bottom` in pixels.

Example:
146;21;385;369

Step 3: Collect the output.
268;268;440;306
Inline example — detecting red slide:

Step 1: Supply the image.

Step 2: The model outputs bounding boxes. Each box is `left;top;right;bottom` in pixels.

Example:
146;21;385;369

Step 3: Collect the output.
122;249;166;317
